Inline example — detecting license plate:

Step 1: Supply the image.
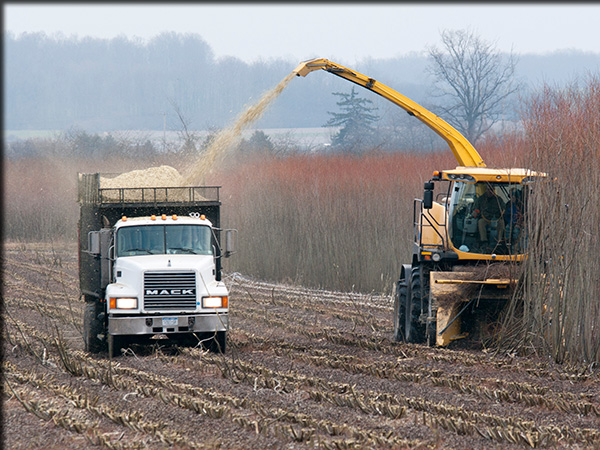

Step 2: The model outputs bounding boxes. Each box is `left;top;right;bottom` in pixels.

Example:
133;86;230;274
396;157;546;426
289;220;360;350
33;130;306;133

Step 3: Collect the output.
162;317;178;327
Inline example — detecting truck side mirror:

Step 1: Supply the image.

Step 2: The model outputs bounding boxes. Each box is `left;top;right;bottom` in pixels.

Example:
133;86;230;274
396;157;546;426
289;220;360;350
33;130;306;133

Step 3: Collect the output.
87;231;100;255
224;229;237;258
423;182;434;209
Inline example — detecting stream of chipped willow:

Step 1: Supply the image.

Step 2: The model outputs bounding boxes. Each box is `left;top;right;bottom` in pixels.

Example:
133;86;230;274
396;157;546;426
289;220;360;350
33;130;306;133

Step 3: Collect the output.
183;72;296;185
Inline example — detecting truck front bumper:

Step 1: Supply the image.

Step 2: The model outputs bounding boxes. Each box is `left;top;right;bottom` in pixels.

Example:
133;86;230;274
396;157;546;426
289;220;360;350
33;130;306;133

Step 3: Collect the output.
108;313;228;336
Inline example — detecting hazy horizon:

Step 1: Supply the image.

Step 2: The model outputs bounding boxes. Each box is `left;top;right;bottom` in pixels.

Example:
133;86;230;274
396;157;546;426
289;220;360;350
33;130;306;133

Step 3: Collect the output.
5;4;600;65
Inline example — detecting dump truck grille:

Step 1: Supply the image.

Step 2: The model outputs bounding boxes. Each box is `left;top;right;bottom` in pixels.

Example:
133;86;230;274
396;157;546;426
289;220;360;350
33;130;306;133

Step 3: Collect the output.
144;271;197;310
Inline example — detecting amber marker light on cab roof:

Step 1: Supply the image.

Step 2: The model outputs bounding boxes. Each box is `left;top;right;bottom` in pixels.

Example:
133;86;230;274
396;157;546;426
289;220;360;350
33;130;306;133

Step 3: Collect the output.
200;214;206;220
151;215;156;220
161;214;167;220
122;216;127;221
172;214;178;220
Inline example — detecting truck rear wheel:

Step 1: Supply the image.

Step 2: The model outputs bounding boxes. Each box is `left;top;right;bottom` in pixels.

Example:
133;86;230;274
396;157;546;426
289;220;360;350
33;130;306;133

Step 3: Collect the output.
83;300;106;353
392;280;408;342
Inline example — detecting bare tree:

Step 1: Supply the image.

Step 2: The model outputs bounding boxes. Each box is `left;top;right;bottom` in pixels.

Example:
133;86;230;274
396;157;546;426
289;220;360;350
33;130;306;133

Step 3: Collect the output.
427;29;519;143
168;98;201;155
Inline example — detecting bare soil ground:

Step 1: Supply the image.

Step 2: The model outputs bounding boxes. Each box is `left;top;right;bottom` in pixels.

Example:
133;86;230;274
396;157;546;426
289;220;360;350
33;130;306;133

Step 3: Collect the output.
3;242;600;449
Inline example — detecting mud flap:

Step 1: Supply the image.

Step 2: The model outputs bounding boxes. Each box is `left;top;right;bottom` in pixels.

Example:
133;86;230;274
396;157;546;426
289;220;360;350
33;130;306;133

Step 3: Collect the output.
429;272;514;347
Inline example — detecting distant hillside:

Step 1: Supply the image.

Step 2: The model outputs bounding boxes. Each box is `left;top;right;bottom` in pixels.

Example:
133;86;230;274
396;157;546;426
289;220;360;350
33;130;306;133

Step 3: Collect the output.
4;32;600;133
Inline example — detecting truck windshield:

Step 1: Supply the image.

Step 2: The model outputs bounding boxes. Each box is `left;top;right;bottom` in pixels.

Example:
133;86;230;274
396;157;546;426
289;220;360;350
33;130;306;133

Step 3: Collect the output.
116;225;213;257
448;181;527;255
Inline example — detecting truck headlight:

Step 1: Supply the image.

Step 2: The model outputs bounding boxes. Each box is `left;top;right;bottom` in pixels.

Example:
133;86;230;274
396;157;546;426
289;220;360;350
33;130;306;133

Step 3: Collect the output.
202;296;228;308
109;297;138;309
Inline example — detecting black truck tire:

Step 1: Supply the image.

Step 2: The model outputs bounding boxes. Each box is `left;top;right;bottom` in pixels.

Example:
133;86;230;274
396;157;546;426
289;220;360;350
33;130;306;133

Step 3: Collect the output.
108;334;128;358
83;301;106;354
392;280;408;342
205;331;226;354
172;332;201;348
174;331;226;353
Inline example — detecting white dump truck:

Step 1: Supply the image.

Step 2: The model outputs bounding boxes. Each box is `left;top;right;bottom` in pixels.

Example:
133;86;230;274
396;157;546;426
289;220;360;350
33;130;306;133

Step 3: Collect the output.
78;170;236;357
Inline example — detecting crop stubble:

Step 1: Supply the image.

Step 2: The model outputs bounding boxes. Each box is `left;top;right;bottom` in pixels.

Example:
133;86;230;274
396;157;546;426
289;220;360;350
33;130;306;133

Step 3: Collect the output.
3;242;600;449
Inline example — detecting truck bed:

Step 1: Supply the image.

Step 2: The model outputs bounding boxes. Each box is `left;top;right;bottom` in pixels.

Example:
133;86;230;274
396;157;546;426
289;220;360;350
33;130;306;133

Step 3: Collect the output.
78;172;220;206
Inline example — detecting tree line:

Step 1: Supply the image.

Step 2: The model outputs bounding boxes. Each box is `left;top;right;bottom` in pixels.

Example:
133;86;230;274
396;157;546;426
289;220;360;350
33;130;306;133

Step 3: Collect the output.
5;31;341;132
5;31;600;142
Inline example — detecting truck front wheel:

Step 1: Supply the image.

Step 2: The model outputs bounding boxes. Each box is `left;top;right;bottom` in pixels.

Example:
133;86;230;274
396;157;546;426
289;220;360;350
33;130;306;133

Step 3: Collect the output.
205;331;226;354
108;334;128;358
176;331;226;353
83;300;106;353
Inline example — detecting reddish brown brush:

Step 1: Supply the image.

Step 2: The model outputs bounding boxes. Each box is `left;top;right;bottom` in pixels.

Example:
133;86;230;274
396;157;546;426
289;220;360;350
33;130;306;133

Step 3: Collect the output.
503;75;600;364
211;150;456;293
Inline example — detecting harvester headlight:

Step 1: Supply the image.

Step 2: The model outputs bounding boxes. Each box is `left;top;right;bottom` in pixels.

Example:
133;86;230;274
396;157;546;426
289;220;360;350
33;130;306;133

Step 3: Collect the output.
521;176;539;185
432;253;441;262
447;173;476;183
202;296;228;308
109;297;138;309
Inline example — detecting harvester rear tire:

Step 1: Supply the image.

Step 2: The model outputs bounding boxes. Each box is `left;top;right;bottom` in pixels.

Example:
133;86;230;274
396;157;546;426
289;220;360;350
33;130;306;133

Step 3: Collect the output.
83;300;106;354
392;280;408;342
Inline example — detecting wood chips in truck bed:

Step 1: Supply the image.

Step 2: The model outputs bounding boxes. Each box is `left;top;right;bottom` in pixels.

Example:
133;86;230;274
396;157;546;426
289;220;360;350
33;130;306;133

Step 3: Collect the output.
99;166;206;202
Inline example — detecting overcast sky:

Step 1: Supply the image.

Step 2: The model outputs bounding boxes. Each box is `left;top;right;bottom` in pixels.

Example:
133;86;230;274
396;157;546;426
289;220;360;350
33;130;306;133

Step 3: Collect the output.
5;3;600;64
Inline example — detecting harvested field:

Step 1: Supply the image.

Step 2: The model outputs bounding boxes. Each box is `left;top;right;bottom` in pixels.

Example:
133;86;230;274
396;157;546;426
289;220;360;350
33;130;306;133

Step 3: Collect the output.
3;242;600;449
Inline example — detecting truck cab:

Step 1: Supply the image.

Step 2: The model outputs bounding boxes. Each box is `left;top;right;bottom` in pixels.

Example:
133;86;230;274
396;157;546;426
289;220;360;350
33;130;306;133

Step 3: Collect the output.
78;172;236;357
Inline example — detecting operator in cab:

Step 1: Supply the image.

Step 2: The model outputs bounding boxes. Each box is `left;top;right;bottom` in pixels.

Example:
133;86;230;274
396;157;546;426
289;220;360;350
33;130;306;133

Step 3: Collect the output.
472;183;505;250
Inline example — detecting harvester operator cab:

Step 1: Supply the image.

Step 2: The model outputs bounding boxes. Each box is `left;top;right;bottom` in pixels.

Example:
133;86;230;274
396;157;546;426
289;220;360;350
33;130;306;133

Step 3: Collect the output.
447;181;525;255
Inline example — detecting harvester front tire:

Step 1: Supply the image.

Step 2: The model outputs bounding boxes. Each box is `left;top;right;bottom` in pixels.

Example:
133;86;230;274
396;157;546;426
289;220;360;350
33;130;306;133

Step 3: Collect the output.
406;266;427;344
392;280;408;342
83;300;106;354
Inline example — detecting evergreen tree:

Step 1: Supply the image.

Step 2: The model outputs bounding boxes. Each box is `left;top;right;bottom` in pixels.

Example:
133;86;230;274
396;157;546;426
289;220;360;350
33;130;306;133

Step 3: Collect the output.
323;86;380;154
